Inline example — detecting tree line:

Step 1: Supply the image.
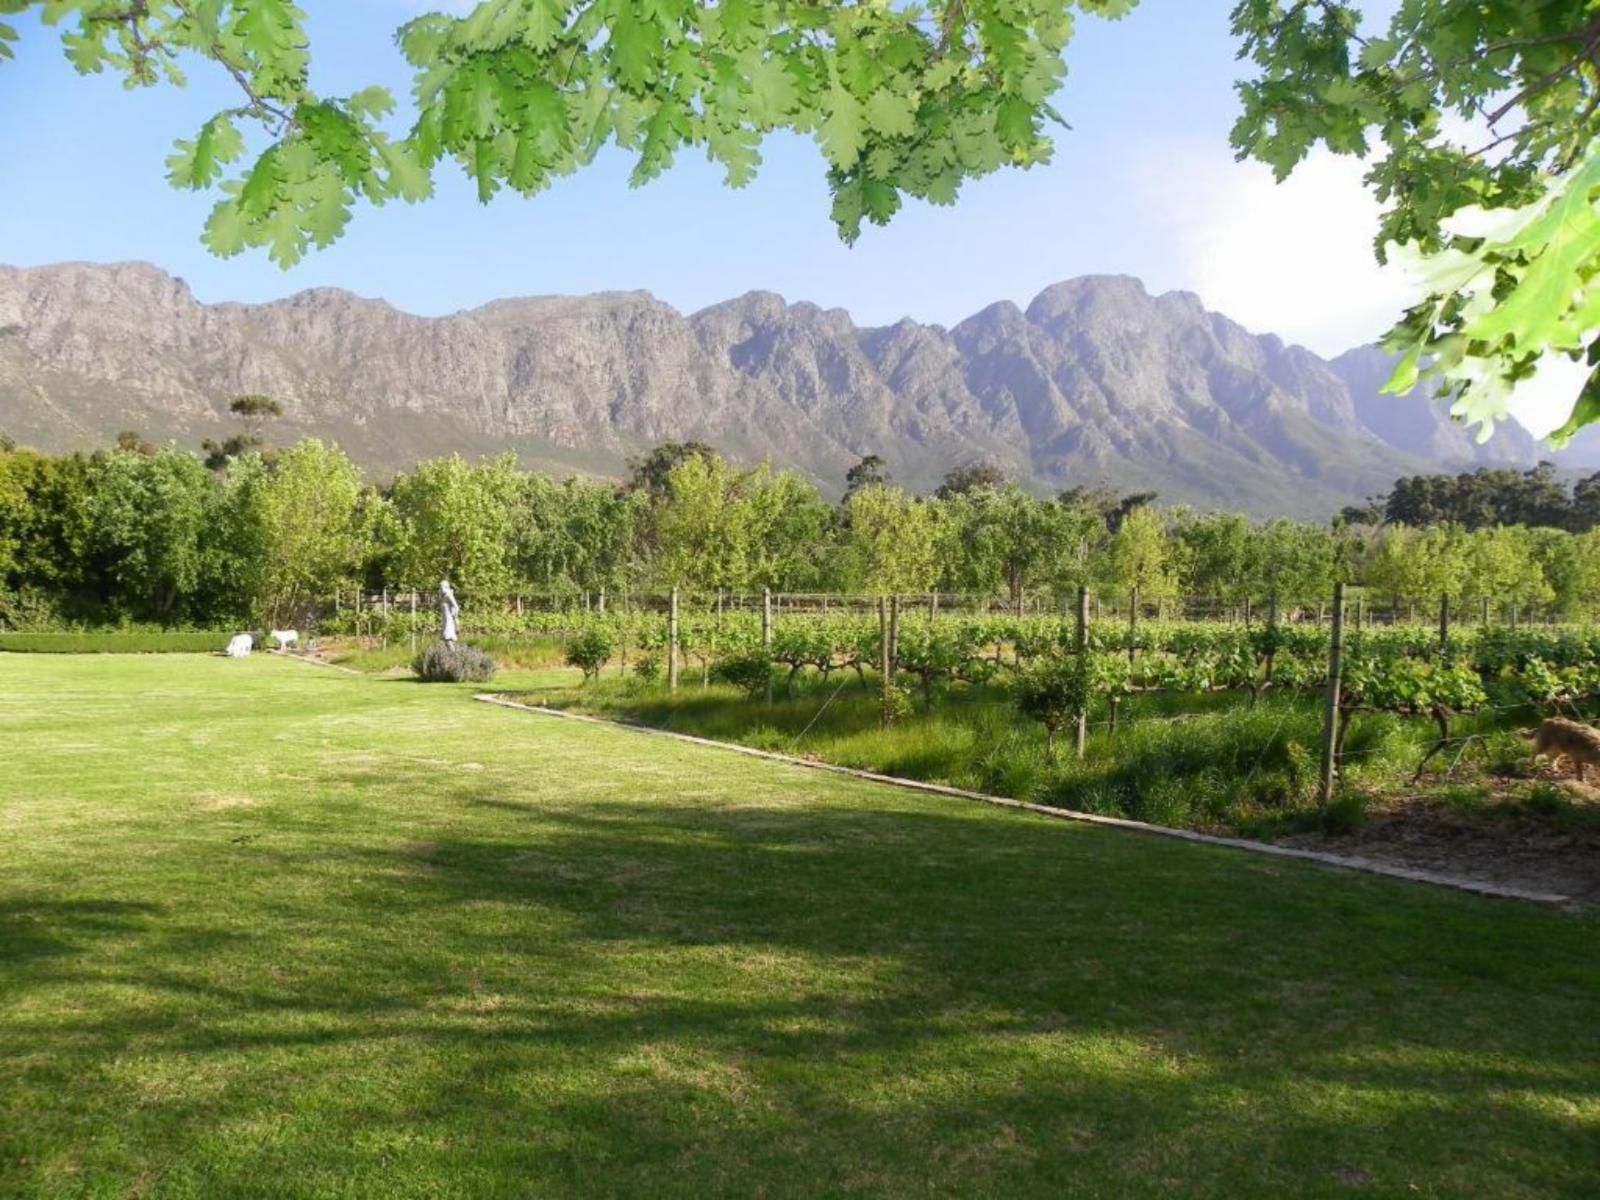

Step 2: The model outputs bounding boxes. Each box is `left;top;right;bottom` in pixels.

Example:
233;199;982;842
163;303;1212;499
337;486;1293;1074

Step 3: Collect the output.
4;431;1600;629
1341;463;1600;533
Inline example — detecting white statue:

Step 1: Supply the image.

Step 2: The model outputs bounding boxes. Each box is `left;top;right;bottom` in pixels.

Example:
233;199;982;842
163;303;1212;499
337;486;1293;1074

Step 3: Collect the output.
439;579;460;645
224;633;253;658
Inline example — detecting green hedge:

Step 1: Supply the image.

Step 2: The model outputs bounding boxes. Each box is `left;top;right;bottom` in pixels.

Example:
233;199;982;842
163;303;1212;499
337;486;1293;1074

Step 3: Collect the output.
0;631;234;654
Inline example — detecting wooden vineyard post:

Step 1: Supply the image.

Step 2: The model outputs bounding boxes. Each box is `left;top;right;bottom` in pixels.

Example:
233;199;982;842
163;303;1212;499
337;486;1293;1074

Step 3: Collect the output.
1127;587;1139;671
930;592;939;621
1438;593;1451;654
598;588;606;615
889;595;901;683
878;597;891;727
410;590;417;656
668;587;680;693
878;597;890;681
1481;596;1490;627
1318;581;1347;808
1264;592;1280;687
1075;585;1090;760
1244;598;1252;626
762;588;774;704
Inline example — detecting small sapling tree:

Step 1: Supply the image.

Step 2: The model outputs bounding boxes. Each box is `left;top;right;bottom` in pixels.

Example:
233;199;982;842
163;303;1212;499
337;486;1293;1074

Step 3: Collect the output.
714;649;776;700
565;628;614;683
1016;656;1090;765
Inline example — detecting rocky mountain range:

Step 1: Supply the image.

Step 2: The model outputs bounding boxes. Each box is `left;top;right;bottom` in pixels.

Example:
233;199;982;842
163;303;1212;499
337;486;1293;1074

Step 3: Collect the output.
0;260;1551;518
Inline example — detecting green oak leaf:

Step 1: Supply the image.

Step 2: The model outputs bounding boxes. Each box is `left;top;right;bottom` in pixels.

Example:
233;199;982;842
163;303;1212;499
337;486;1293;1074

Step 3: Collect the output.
747;55;798;123
1468;151;1600;352
819;83;865;169
202;199;249;257
865;87;917;139
375;137;433;202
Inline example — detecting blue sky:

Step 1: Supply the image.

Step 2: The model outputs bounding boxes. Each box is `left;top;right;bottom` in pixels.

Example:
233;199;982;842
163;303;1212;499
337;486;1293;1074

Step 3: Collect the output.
2;1;1568;432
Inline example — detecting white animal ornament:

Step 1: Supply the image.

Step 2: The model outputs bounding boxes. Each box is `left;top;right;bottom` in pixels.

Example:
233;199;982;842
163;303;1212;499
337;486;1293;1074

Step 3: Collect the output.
270;629;299;651
224;633;254;658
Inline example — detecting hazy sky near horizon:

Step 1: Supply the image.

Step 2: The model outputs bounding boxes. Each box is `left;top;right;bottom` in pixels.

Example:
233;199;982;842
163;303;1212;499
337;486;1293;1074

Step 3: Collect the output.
0;1;1575;435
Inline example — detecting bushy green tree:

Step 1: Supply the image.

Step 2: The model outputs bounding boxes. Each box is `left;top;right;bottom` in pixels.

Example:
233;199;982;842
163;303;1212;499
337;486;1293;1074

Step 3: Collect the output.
1460;526;1552;615
654;457;833;592
741;465;834;591
844;484;942;594
944;485;1087;606
239;440;365;624
83;445;219;622
1366;524;1466;610
522;475;642;594
654;454;748;592
388;453;524;596
1248;519;1337;606
1174;510;1251;605
1103;504;1177;602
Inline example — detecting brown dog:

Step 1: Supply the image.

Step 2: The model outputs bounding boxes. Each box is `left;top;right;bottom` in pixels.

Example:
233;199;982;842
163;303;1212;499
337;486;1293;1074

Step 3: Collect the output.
1524;718;1600;781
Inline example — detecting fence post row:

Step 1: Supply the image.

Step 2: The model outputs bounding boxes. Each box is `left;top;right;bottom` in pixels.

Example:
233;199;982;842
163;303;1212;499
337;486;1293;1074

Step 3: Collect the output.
1127;586;1139;670
888;595;901;681
762;588;774;704
668;586;680;693
878;597;891;726
1075;585;1090;759
1318;581;1347;808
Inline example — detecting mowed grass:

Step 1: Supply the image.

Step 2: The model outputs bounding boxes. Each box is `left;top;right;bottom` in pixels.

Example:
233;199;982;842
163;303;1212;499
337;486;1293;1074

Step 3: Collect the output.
2;657;1598;1199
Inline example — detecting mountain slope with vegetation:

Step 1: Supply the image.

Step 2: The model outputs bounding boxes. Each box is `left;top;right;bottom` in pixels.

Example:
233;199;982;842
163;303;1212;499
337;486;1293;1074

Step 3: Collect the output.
0;261;1543;517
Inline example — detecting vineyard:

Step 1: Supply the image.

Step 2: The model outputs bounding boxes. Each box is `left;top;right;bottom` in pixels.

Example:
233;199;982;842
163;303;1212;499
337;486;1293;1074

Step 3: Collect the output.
315;589;1600;846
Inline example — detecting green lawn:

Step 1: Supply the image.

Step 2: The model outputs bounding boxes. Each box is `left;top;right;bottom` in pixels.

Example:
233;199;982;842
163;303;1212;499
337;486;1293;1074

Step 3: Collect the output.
2;655;1598;1199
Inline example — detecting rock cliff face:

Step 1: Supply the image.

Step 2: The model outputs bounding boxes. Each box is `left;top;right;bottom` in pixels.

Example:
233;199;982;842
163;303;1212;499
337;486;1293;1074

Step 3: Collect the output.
0;261;1543;516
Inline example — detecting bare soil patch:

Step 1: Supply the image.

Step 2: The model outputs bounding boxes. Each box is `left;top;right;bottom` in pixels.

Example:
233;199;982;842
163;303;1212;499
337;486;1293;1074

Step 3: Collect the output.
1280;770;1600;909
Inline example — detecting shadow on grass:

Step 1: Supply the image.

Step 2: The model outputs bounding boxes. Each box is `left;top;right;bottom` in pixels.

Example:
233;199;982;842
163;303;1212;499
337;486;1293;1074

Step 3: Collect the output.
0;898;163;973
6;786;1599;1197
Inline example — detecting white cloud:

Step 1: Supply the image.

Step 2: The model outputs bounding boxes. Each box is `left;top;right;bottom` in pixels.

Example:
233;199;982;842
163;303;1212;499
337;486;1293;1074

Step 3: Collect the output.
1133;145;1411;355
1131;142;1577;438
1501;355;1590;440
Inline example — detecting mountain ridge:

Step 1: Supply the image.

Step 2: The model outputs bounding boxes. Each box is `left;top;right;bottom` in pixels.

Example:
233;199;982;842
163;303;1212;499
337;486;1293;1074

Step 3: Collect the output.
0;260;1547;517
